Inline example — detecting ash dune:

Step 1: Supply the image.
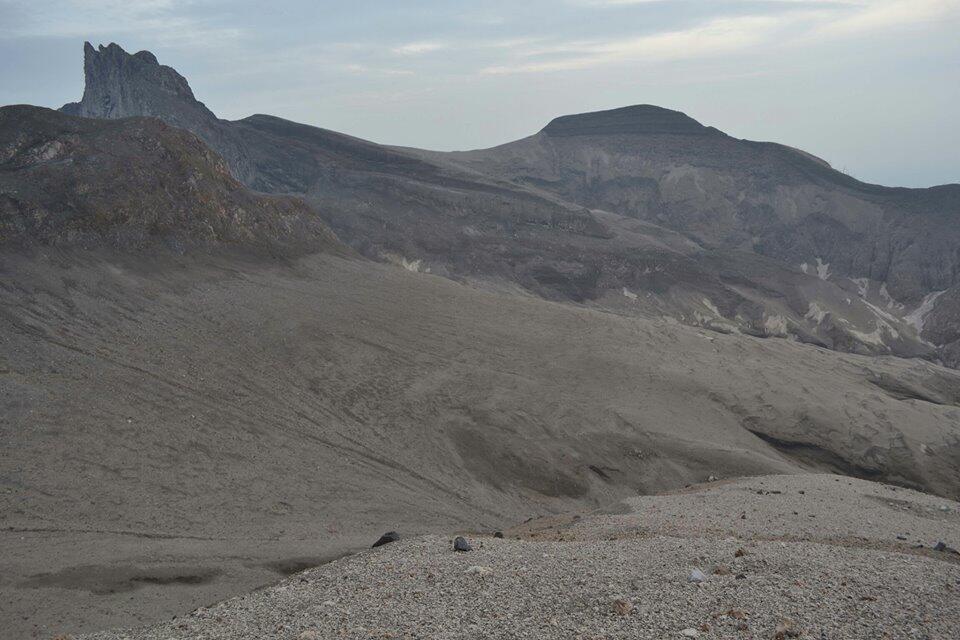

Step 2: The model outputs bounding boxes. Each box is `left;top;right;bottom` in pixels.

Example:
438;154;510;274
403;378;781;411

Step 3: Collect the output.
1;41;959;640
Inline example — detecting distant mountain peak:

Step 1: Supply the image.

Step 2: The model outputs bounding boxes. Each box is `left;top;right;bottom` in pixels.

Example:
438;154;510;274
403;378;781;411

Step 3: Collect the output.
541;104;720;137
61;42;214;126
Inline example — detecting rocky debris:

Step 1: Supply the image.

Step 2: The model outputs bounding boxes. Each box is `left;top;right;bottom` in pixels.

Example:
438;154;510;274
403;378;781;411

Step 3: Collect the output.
712;564;731;576
493;531;504;539
453;536;472;552
372;531;400;548
680;628;700;638
735;548;748;557
77;504;960;640
687;569;707;583
296;630;319;640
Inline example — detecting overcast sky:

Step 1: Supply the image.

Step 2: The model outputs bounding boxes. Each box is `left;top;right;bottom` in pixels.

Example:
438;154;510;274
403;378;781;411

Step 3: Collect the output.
1;0;958;187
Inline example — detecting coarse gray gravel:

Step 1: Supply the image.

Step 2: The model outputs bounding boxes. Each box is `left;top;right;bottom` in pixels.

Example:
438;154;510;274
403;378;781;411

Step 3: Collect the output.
82;475;960;640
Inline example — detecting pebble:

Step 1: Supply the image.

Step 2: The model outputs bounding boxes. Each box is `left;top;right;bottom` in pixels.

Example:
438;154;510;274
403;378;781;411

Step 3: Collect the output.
680;628;700;637
687;569;707;583
612;598;633;616
454;536;472;552
372;531;399;548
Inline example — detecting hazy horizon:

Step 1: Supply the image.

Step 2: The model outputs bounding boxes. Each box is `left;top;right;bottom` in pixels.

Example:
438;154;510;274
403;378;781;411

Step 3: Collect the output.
1;0;958;187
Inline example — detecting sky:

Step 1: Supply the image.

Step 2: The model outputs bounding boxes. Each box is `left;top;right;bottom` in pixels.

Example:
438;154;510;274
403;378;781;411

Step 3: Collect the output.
1;0;958;187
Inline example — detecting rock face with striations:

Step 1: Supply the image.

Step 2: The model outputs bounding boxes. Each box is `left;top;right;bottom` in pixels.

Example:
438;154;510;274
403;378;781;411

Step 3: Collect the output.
62;43;212;125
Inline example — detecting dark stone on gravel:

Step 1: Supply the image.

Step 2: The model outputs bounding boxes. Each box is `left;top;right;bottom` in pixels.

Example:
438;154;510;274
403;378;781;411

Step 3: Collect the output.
372;531;400;548
494;532;504;539
933;541;959;554
453;536;472;552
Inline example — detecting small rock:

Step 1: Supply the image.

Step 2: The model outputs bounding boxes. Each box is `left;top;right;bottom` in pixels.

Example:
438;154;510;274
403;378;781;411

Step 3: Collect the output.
734;548;747;557
371;531;399;548
493;531;504;539
774;617;800;639
298;631;319;640
688;568;707;583
612;598;633;616
464;565;492;576
707;475;718;482
933;541;959;555
713;564;731;576
680;628;700;638
321;600;336;607
735;573;747;580
454;536;472;552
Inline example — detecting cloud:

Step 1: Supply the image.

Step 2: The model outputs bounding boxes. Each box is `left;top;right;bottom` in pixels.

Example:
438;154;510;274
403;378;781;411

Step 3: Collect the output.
0;0;243;47
815;0;959;37
391;41;446;56
481;14;804;74
481;0;959;75
344;63;415;77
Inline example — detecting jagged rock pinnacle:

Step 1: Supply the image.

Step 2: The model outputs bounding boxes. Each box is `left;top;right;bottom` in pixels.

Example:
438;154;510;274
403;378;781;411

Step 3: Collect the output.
61;41;212;125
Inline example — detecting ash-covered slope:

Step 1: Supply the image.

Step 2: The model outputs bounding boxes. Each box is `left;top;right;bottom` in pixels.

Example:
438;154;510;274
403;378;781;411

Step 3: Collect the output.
424;105;960;361
436;104;960;305
4;251;960;638
0;105;342;254
57;43;946;362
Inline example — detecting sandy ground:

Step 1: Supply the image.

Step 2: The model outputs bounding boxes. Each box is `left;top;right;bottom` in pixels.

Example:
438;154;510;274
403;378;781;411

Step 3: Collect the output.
3;250;960;638
82;475;960;640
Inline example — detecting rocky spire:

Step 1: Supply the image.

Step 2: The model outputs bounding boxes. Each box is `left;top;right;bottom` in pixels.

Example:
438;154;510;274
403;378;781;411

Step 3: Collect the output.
61;42;217;128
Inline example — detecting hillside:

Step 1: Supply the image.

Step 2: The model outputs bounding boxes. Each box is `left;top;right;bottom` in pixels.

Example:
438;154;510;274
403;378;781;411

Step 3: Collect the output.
4;247;960;637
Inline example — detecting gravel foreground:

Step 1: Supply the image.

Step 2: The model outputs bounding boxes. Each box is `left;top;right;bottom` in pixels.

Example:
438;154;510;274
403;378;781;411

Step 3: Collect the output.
82;475;960;640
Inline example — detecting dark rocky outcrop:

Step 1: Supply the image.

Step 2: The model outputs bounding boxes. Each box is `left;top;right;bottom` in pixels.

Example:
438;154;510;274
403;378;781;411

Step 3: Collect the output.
0;105;342;255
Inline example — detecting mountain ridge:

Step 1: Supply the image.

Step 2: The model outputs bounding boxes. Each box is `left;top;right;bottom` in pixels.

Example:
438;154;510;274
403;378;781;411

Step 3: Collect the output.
52;42;960;364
